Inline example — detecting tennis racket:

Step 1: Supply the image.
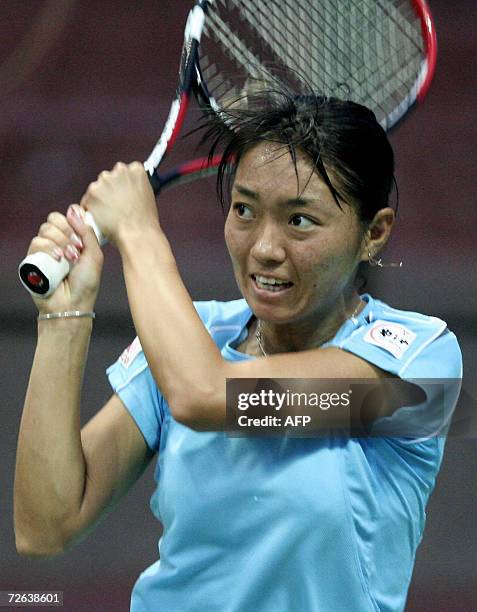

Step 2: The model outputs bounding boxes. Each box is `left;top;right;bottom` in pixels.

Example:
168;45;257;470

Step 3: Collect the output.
19;0;437;298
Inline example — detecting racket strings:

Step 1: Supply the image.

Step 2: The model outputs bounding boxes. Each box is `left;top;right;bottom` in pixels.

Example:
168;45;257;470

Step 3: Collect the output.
330;0;422;115
202;9;275;97
250;0;423;115
203;0;426;127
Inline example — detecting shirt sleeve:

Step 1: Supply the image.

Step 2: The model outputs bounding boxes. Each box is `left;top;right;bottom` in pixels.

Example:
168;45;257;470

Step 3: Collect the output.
106;301;216;452
106;339;164;452
337;313;462;441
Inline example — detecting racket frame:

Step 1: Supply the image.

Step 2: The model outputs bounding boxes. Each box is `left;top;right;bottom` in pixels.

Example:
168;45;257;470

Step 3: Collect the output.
413;0;438;103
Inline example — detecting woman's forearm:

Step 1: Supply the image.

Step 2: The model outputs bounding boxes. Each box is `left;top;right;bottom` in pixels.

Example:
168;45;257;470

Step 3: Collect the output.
14;318;92;555
119;227;226;424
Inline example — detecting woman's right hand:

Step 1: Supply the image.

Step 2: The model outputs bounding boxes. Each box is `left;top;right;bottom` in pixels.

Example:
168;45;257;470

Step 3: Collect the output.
27;204;104;314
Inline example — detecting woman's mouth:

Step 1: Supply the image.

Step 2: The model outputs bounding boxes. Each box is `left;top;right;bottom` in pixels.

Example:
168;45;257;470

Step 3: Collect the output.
251;274;293;293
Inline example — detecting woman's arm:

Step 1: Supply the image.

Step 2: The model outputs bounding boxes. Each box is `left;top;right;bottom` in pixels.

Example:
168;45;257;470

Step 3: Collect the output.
15;317;93;555
15;335;153;557
15;206;154;556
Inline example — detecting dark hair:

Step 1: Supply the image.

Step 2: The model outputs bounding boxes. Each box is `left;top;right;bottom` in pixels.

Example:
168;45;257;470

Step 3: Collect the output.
203;90;397;224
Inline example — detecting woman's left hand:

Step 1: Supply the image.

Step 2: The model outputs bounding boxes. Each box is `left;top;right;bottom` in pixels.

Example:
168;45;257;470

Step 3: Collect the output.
80;161;161;247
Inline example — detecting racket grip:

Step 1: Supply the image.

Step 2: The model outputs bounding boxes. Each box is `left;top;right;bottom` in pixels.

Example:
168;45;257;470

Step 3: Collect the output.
18;212;105;298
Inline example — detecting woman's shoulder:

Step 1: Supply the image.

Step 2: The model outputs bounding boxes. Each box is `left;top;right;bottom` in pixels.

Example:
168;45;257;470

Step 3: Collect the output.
366;294;448;329
339;294;462;379
352;295;463;441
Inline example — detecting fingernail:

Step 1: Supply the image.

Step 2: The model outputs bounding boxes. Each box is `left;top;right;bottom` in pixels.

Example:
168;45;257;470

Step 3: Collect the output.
70;233;83;249
65;244;80;262
52;247;64;261
69;204;85;221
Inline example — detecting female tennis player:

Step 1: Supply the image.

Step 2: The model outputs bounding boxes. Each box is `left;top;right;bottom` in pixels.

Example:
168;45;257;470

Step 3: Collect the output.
15;94;462;611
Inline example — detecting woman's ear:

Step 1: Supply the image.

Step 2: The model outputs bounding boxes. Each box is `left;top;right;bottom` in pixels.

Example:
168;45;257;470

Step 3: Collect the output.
360;207;395;263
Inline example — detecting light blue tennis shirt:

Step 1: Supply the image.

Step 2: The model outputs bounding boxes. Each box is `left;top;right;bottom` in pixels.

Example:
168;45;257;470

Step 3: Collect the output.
107;294;462;612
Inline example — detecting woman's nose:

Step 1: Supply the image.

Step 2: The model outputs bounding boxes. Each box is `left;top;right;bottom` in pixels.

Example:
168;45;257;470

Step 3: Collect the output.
250;223;286;264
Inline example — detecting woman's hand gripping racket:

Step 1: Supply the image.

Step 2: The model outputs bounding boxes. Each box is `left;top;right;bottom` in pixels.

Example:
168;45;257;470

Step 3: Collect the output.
19;0;437;298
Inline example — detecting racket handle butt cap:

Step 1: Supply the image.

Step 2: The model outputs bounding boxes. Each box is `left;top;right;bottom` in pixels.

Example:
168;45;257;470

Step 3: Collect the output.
18;252;71;298
18;211;105;299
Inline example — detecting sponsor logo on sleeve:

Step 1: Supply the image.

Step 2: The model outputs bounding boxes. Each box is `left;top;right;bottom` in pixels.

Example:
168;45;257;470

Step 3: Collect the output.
119;337;142;368
364;320;416;359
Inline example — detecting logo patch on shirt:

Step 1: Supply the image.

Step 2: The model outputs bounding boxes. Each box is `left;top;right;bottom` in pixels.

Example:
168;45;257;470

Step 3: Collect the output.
119;337;142;368
364;320;416;359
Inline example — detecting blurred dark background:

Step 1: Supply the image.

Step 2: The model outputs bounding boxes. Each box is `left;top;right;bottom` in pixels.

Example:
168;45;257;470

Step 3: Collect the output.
1;1;476;610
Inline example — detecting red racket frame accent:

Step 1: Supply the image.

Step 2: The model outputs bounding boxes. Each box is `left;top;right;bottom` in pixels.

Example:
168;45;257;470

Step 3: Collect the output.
168;93;191;150
177;154;222;175
412;0;438;102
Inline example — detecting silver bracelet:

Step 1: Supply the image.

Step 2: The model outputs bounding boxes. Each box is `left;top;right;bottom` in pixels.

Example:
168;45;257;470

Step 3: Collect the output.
37;311;96;321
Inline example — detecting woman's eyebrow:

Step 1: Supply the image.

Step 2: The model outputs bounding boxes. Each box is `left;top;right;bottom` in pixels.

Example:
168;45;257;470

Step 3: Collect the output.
232;184;259;199
233;184;319;207
284;196;317;208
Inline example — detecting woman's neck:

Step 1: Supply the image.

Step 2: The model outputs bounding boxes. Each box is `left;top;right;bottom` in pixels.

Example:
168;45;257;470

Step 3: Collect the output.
254;292;364;356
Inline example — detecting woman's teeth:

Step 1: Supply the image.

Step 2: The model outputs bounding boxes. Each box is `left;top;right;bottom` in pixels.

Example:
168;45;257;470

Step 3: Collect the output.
254;275;292;291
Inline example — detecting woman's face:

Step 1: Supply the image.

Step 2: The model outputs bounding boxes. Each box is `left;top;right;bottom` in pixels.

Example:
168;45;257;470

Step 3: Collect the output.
224;142;367;325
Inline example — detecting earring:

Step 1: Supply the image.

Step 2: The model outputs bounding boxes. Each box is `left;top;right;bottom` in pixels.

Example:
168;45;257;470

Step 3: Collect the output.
368;252;403;268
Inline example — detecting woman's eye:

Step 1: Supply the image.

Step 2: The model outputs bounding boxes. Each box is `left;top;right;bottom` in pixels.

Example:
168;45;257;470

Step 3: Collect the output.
289;214;315;229
233;203;253;219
